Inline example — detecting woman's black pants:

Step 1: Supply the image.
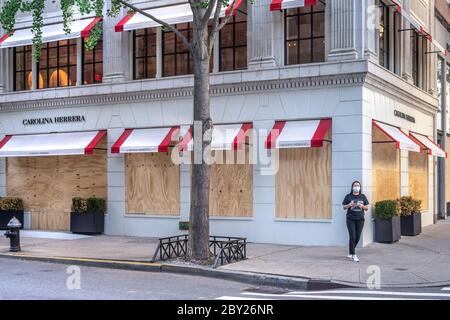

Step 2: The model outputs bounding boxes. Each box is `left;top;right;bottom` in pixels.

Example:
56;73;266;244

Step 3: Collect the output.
346;218;365;255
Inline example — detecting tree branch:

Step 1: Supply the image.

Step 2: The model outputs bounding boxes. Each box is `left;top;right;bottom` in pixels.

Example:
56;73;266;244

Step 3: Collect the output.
207;0;237;51
117;0;191;50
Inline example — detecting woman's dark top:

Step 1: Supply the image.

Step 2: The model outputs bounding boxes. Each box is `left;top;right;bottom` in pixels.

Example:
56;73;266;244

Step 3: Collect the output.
342;193;369;220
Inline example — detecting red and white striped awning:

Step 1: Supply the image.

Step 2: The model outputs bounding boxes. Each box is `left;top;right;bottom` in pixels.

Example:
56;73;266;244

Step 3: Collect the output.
0;130;106;157
265;119;331;149
389;0;447;56
111;127;180;154
409;132;447;158
115;1;243;32
0;17;102;49
178;123;252;151
373;121;421;153
270;0;317;11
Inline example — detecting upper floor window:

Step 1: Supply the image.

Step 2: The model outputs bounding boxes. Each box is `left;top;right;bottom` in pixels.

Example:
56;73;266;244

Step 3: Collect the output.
219;3;247;71
13;45;32;91
411;30;427;90
378;0;401;75
162;23;193;77
285;1;325;66
133;28;157;79
38;40;77;89
82;39;103;84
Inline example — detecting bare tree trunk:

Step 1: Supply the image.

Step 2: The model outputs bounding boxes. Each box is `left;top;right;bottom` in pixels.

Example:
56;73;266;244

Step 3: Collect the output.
188;26;212;261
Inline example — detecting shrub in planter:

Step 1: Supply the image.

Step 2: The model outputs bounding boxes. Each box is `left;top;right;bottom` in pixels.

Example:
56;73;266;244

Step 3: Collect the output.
0;197;24;230
374;200;401;243
70;197;106;234
398;196;422;236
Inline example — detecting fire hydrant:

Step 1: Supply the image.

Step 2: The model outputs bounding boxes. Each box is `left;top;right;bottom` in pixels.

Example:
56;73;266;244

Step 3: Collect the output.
4;216;22;252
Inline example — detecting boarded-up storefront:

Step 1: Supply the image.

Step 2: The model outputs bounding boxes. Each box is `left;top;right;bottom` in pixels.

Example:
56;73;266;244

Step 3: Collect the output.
1;131;107;230
266;119;332;220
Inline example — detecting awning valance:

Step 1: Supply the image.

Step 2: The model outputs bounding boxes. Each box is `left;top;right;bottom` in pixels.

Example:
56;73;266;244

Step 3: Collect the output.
265;119;331;149
178;123;252;151
0;130;106;157
111;127;180;154
373;121;421;153
115;1;243;33
270;0;317;11
410;132;447;158
0;17;102;49
389;0;447;56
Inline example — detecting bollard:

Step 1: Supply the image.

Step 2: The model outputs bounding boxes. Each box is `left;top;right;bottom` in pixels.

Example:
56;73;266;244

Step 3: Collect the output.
4;216;22;252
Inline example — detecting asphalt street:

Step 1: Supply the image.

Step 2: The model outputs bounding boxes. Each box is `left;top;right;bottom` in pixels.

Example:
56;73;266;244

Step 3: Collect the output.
0;258;449;300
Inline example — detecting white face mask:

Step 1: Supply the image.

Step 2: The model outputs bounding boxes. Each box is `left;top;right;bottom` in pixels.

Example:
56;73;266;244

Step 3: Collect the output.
353;186;361;193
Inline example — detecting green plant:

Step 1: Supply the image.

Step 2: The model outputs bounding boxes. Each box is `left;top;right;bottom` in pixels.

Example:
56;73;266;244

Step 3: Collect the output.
0;197;24;211
374;200;399;220
179;221;189;231
397;196;422;216
86;197;106;214
71;197;87;213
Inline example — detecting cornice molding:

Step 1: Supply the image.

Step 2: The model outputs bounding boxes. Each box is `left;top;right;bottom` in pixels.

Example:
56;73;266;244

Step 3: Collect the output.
0;73;367;112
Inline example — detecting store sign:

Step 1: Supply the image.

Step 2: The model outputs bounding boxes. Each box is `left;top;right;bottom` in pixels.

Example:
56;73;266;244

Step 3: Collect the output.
394;110;415;123
23;115;86;126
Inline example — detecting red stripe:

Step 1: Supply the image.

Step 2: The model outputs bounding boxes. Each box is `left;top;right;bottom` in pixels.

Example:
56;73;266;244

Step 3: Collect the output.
85;130;106;155
232;123;253;150
305;0;317;5
311;119;332;148
80;17;102;38
158;126;180;153
411;133;447;158
115;13;135;32
265;121;286;149
226;0;244;16
0;135;12;149
270;0;283;11
111;129;133;153
390;0;402;13
0;33;10;44
178;126;193;151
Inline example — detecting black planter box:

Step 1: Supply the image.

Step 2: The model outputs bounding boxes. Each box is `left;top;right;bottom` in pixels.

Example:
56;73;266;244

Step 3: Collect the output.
0;210;24;230
400;213;422;236
375;216;401;243
70;212;104;234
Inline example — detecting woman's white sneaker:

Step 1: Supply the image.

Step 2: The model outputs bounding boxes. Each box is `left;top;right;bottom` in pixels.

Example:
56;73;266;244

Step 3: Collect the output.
352;255;360;262
347;254;353;260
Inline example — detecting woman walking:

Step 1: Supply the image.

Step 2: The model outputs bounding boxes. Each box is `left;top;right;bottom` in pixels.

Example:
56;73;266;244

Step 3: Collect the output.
342;181;369;262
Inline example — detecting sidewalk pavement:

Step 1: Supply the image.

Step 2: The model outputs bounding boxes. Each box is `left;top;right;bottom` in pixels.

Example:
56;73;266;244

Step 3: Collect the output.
1;221;449;289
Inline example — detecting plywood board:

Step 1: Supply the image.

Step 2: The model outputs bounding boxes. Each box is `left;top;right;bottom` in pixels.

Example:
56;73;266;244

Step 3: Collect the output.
275;141;332;220
409;151;429;211
125;152;180;215
372;125;400;205
6;138;107;231
209;145;253;217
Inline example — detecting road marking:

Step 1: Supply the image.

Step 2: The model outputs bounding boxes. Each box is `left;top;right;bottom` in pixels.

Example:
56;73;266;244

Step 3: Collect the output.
287;290;450;298
442;287;450;291
216;296;274;300
241;292;431;300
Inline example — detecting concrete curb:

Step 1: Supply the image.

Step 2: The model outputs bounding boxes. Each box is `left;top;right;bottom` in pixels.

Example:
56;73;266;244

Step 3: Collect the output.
0;252;352;290
3;253;448;290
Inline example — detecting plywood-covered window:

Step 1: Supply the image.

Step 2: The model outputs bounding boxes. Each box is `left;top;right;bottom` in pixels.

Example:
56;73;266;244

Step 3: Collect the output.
270;119;332;220
125;153;180;216
409;151;429;211
209;134;253;217
372;125;400;204
6;138;107;231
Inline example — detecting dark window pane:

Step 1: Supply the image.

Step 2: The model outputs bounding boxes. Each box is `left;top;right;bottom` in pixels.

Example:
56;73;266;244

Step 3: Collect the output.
135;58;145;79
15;74;24;91
299;14;311;39
163;32;175;54
313;12;325;37
299;39;312;64
286;16;298;40
94;63;103;83
49;68;58;87
135;35;146;57
163;55;175;77
84;64;93;84
38;71;46;89
313;38;325;62
286;41;299;65
177;53;189;75
146;57;156;78
25;71;33;90
15;52;24;71
48;48;58;67
221;48;234;71
235;23;247;47
235;46;247;70
221;24;234;47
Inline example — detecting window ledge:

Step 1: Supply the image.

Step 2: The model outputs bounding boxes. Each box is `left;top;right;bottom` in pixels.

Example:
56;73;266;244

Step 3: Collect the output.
123;214;181;219
274;218;333;223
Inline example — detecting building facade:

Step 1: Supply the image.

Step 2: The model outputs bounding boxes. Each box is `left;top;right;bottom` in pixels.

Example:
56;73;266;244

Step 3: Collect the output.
0;0;448;246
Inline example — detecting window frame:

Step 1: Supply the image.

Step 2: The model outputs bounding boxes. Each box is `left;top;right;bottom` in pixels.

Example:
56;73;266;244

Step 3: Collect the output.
284;3;326;66
162;23;193;77
132;28;157;80
81;38;104;85
12;45;33;91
